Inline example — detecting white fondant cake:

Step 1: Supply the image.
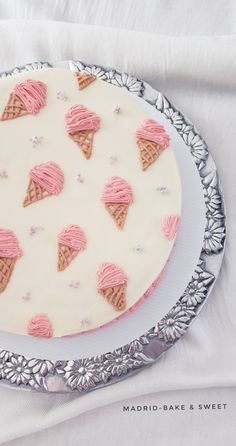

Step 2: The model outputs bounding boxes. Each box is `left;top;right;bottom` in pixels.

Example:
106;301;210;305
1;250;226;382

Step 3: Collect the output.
0;68;181;337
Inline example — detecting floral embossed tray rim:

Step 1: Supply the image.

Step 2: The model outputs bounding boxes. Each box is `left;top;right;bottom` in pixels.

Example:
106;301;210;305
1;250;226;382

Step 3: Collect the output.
0;60;225;393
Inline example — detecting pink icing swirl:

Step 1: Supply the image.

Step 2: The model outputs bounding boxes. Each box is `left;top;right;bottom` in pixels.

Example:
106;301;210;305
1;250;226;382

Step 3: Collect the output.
58;225;86;251
136;119;170;147
97;263;127;289
0;228;22;258
27;313;53;338
102;177;133;204
29;161;64;195
13;79;46;115
162;215;180;240
65;105;100;134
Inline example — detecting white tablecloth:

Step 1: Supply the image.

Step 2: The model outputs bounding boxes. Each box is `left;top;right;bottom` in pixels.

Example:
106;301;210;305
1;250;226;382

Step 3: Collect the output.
0;1;235;445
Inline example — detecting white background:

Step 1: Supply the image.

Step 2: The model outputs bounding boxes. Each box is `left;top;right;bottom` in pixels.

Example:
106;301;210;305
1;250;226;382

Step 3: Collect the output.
0;1;235;445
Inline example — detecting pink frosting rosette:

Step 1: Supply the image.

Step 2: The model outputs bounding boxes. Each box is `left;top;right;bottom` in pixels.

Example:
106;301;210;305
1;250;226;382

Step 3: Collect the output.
23;161;64;208
27;314;53;338
136;119;170;147
1;78;47;121
102;176;133;205
29;161;64;195
162;215;180;240
0;228;22;258
58;225;86;251
65;105;100;135
13;79;47;115
97;262;127;290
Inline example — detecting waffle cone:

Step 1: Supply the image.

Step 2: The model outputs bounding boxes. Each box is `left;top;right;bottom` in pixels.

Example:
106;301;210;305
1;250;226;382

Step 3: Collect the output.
1;93;28;121
23;179;50;207
100;283;126;311
137;138;165;171
0;257;16;293
69;130;94;159
74;72;96;90
57;244;78;271
105;203;129;229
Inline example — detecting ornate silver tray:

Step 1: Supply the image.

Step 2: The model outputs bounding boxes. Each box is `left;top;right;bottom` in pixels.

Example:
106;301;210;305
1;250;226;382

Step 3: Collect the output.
0;61;225;393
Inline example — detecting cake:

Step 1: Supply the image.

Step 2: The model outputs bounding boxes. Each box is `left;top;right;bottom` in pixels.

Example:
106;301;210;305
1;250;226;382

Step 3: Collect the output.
0;68;181;338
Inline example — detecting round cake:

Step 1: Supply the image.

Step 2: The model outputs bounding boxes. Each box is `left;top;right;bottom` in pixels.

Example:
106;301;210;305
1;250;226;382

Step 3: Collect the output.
0;68;181;338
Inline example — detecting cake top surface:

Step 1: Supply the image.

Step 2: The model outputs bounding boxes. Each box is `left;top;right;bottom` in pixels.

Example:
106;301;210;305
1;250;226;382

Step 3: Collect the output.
0;68;181;337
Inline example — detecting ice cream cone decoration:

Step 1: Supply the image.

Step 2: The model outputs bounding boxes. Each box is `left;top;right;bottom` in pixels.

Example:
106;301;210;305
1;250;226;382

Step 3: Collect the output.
135;119;170;171
0;228;22;293
57;225;86;271
97;263;127;311
74;72;96;90
162;215;180;240
23;161;64;207
65;105;100;159
102;177;133;229
1;79;46;121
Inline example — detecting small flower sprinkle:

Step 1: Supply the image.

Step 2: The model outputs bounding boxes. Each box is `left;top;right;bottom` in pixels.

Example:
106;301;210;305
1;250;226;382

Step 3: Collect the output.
156;186;168;193
69;281;80;289
29;225;44;236
132;244;144;253
30;136;43;148
112;105;120;113
56;90;68;101
110;155;118;165
0;170;8;179
80;317;90;327
21;292;31;301
76;173;84;183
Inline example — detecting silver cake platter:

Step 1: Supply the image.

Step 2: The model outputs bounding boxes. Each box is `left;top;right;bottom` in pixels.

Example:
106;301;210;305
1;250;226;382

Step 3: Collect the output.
0;61;225;393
